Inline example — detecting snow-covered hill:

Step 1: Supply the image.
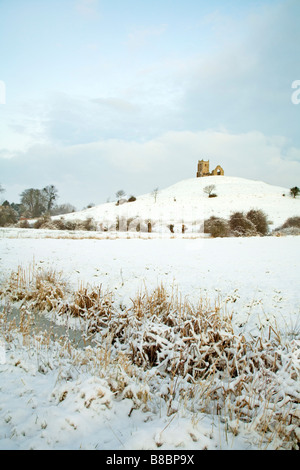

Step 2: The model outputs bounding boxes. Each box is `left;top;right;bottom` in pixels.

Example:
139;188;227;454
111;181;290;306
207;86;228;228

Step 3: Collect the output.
55;176;299;232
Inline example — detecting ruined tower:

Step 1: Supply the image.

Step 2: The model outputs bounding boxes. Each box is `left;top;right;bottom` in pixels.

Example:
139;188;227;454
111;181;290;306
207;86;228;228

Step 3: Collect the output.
197;160;210;177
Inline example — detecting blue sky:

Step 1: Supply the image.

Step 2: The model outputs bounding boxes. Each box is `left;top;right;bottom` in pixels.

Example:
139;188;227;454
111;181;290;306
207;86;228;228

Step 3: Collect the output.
0;0;300;208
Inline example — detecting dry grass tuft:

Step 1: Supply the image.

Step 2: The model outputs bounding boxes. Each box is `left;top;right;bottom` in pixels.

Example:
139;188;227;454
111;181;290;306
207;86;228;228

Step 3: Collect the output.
0;264;66;311
57;284;115;335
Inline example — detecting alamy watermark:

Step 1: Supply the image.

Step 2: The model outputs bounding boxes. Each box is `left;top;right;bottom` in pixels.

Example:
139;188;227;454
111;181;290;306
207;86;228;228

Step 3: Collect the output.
0;80;6;104
291;80;300;105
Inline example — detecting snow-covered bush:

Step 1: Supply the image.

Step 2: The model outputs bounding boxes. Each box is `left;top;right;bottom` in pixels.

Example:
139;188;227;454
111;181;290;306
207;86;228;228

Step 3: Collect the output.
33;216;98;231
79;217;97;231
281;216;300;229
204;210;269;238
229;211;258;237
204;216;230;237
272;216;300;236
246;209;269;235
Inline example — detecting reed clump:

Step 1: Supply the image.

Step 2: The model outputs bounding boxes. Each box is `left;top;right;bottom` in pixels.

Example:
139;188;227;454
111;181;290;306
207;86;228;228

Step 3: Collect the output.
57;284;114;334
0;265;66;311
1;265;299;449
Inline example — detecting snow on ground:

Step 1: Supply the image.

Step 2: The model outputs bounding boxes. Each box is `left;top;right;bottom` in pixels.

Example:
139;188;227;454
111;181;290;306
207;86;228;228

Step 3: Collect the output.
0;233;299;450
0;344;252;451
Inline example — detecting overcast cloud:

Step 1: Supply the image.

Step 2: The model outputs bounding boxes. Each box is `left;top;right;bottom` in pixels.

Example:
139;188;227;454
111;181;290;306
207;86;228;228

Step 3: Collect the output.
0;0;299;209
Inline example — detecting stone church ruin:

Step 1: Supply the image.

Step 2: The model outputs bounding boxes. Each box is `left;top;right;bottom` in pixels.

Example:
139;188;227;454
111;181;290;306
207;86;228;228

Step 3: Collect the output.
196;160;224;178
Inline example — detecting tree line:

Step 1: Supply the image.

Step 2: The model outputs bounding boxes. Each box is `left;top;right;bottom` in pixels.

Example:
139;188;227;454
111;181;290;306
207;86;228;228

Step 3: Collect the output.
0;184;76;226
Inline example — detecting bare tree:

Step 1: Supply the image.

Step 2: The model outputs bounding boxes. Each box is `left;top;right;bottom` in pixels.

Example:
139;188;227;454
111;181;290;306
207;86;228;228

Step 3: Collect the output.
152;187;159;203
43;185;58;212
203;184;216;197
20;185;58;217
20;188;47;218
116;189;126;199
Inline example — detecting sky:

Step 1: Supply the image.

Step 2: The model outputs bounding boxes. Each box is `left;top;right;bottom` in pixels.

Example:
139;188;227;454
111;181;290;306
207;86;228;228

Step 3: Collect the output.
0;0;300;209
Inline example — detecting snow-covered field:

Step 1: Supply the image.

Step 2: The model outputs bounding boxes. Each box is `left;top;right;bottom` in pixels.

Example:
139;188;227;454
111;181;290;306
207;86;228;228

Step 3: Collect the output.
0;176;299;451
0;233;299;451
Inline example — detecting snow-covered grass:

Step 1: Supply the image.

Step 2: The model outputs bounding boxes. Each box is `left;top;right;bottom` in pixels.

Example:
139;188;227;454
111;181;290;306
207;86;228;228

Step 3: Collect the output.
0;232;299;450
1;283;299;450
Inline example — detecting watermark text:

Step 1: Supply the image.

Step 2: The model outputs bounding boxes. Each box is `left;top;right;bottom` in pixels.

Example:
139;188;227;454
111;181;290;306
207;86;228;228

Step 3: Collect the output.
291;80;300;105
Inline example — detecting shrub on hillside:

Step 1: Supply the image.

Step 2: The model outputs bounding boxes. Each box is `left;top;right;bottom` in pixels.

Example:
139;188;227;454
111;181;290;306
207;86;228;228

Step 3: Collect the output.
246;209;269;235
204;216;230;238
229;211;257;237
33;214;51;229
52;218;68;230
281;216;300;229
274;227;300;236
204;210;269;238
80;217;97;231
33;216;98;231
34;216;63;230
18;218;30;228
273;216;300;236
60;219;78;230
290;186;299;198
